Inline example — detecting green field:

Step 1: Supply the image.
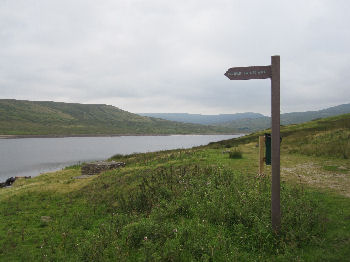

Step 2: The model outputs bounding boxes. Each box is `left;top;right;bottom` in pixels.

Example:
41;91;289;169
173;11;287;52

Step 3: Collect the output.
0;114;349;261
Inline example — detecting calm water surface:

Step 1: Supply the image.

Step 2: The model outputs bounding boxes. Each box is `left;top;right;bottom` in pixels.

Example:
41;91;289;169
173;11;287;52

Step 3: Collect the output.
0;135;241;181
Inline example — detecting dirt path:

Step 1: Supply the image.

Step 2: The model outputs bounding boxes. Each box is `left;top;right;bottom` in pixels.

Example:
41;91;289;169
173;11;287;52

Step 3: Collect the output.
281;155;350;197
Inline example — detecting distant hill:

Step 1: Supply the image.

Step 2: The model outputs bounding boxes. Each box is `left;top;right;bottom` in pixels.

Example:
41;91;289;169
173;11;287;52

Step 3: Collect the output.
140;103;350;133
138;112;264;125
217;103;350;133
0;99;235;136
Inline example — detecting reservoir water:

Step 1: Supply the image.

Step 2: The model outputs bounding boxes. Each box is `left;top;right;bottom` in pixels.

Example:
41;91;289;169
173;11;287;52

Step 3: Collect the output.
0;134;241;181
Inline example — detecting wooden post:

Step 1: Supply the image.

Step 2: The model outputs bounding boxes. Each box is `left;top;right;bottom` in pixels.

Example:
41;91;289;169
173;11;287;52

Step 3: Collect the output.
259;136;265;174
271;55;281;231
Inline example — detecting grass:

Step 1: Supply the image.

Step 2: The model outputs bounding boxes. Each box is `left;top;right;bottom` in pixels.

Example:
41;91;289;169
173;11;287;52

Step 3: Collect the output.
0;114;350;261
0;149;349;261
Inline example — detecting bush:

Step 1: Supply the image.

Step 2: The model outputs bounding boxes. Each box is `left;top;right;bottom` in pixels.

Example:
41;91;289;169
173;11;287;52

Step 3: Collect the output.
229;149;243;159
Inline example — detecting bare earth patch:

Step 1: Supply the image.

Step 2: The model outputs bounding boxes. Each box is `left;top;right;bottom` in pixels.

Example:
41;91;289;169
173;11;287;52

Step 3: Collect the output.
281;159;350;197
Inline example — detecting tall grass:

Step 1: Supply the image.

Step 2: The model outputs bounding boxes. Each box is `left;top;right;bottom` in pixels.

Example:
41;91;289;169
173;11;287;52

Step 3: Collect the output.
285;129;350;159
28;165;326;261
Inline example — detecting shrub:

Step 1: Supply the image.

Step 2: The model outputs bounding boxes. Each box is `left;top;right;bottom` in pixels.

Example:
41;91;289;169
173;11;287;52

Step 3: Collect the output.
229;149;243;159
109;154;125;160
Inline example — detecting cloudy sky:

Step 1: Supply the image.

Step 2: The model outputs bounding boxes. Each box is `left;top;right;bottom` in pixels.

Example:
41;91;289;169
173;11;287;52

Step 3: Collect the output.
0;0;349;115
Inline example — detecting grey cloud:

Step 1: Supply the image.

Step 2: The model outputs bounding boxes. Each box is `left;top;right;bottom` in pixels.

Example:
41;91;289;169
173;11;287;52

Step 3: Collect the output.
0;0;349;114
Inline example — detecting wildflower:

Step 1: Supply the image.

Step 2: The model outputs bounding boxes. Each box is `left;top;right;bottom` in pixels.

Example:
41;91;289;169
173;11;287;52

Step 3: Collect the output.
144;236;148;241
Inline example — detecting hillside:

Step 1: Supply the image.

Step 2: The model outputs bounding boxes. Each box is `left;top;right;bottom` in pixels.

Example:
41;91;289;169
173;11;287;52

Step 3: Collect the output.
219;103;350;132
138;112;264;125
211;113;350;159
0;113;349;260
0;99;235;136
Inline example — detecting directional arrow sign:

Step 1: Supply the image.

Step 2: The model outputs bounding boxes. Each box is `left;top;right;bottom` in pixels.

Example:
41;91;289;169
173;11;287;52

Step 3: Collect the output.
224;66;271;80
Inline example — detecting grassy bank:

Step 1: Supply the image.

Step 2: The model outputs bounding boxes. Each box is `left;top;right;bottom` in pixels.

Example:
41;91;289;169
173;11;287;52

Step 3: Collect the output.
0;114;349;261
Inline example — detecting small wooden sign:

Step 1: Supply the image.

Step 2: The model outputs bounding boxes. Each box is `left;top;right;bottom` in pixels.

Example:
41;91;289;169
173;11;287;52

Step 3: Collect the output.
224;66;271;80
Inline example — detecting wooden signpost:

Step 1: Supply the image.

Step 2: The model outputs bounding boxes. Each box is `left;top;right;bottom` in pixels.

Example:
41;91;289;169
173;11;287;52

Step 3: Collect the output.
225;56;281;231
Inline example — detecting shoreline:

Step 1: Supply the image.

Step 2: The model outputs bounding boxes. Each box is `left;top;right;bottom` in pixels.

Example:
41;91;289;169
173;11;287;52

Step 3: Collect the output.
0;133;243;139
0;133;244;183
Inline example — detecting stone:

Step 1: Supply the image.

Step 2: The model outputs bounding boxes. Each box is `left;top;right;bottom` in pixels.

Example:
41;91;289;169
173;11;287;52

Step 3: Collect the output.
0;176;31;188
41;216;51;223
81;161;125;176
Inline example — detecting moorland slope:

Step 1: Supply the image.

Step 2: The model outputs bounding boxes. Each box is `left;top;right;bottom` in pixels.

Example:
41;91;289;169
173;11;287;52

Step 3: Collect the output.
0;99;234;136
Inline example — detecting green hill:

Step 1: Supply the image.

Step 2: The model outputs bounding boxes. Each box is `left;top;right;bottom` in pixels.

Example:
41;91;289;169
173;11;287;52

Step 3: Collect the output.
0;99;235;135
219;103;350;132
138;112;265;125
0;113;349;261
212;113;350;159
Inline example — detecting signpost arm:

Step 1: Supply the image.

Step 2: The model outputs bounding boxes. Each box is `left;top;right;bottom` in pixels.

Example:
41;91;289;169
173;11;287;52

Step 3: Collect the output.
271;55;281;231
